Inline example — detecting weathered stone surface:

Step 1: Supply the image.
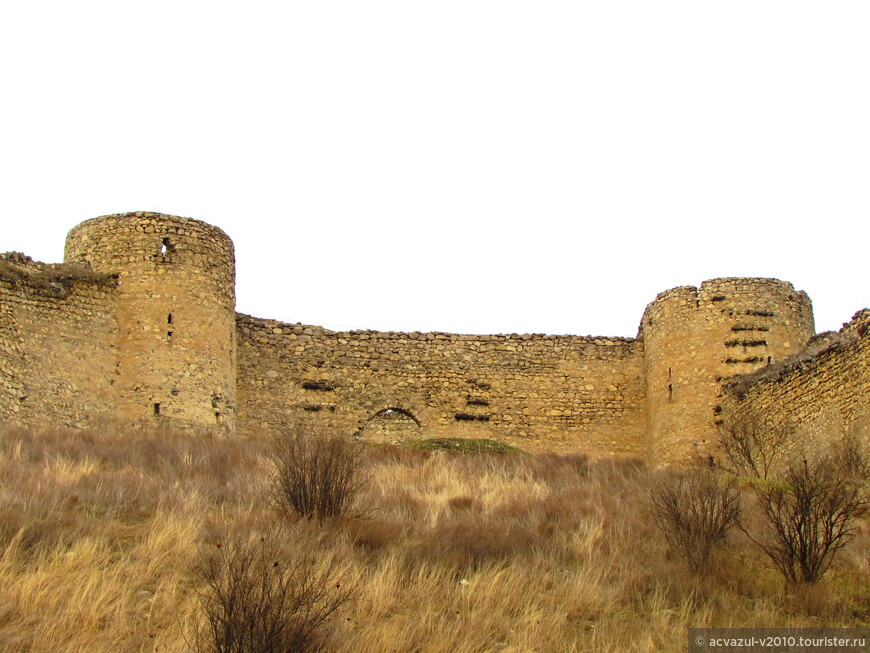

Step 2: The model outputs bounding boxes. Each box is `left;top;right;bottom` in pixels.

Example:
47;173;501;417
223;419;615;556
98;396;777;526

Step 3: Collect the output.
721;309;870;445
1;212;866;465
641;279;816;464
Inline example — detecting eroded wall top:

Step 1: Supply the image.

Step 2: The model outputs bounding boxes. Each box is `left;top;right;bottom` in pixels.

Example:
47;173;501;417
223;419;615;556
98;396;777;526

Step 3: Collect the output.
0;252;119;428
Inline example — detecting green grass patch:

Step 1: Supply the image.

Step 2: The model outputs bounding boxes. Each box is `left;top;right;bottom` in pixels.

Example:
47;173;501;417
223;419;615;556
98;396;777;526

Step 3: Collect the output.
401;437;522;454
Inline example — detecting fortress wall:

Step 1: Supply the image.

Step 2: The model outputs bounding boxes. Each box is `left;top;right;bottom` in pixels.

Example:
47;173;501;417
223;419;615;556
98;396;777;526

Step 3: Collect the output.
0;254;119;428
641;278;815;465
8;210;866;466
721;309;870;442
65;213;237;434
237;315;648;457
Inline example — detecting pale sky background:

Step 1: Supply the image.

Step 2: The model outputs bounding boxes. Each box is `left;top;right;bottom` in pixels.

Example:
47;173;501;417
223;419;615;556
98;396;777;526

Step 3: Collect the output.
2;2;868;337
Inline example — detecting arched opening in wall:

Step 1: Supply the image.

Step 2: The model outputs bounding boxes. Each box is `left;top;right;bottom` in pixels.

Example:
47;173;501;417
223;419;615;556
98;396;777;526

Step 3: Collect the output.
359;408;421;444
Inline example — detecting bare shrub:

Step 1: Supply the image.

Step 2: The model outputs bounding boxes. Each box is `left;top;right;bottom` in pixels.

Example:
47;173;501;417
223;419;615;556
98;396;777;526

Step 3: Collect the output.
193;528;352;653
832;427;870;481
270;423;366;523
742;446;869;584
717;414;794;479
648;469;741;574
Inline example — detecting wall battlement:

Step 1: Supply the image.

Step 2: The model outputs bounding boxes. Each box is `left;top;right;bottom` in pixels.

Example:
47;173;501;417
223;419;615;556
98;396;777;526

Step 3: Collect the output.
1;212;866;464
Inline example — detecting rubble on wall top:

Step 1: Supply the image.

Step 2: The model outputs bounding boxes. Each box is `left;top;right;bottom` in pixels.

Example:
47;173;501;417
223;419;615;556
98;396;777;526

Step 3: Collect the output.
234;313;637;344
725;306;869;398
0;251;117;289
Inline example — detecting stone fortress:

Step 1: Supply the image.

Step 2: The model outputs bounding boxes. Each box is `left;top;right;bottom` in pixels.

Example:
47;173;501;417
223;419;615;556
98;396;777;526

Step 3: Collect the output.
1;212;867;465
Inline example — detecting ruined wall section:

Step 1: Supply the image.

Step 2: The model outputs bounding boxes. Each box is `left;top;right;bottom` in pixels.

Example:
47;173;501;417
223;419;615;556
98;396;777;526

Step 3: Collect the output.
65;212;237;434
641;278;814;465
0;253;119;428
237;315;648;457
721;309;870;441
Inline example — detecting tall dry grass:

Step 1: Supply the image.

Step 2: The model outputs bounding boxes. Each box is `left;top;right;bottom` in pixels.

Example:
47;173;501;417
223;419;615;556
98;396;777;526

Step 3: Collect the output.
0;427;867;652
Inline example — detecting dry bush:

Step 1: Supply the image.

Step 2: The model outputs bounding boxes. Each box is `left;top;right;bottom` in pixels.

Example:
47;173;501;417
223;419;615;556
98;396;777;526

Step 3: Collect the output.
717;414;794;479
193;527;352;653
648;469;741;574
743;446;869;584
269;423;366;523
832;427;870;481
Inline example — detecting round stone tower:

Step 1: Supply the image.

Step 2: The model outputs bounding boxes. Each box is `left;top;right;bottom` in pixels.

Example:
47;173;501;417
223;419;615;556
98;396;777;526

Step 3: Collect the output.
65;212;236;434
641;278;814;466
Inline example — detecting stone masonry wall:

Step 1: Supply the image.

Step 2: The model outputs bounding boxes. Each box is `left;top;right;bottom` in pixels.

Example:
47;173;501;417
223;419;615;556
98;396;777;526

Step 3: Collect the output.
236;315;649;458
721;309;870;443
0;253;119;428
641;278;815;465
4;211;866;466
65;213;237;435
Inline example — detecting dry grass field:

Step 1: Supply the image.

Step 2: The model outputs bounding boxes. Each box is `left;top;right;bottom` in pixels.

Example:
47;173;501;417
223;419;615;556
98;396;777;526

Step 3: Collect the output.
0;426;867;652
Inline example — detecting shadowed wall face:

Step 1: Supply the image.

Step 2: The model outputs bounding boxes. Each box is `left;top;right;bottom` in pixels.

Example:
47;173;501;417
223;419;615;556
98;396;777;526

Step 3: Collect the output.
720;309;870;445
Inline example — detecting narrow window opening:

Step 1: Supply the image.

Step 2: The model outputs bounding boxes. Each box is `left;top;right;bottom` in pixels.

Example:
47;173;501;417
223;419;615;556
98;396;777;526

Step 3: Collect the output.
159;238;176;257
153;403;161;415
668;384;673;400
767;356;772;364
167;313;173;325
667;367;672;379
167;331;174;339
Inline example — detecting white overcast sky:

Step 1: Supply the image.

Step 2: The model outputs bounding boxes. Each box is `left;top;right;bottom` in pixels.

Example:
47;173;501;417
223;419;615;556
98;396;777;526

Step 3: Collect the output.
2;2;868;337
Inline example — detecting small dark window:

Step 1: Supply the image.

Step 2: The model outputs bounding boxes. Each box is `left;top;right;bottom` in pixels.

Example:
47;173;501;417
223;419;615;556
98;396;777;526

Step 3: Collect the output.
159;238;176;257
167;314;173;324
167;331;174;339
153;403;161;415
668;384;673;400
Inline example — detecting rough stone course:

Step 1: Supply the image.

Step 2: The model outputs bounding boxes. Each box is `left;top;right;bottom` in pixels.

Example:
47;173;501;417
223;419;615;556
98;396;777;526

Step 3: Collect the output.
721;309;870;440
236;315;647;457
1;212;866;464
